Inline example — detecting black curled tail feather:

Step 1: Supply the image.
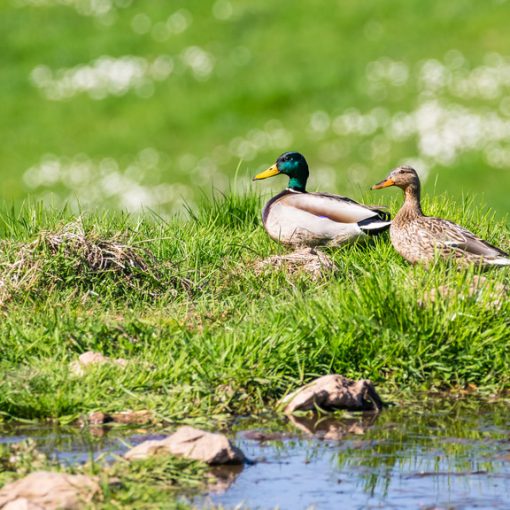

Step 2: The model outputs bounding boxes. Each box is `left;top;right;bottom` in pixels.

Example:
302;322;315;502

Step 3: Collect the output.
357;215;392;235
370;207;391;222
379;210;391;222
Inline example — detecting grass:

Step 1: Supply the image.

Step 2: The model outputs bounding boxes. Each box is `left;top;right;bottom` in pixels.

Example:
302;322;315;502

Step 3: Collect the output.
0;191;509;424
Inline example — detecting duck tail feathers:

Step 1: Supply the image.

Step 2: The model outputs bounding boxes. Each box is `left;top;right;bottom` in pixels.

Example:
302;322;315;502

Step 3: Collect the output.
358;218;391;235
486;257;510;266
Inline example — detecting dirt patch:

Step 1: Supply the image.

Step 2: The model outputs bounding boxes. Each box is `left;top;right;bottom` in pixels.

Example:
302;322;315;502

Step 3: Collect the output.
254;248;337;280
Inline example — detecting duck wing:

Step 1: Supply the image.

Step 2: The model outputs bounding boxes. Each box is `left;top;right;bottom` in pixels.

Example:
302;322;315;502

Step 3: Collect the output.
419;217;509;258
283;191;390;223
261;190;391;246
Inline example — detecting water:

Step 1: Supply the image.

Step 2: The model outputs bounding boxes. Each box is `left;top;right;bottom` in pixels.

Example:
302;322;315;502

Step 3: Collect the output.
205;397;510;510
0;424;153;465
1;397;510;509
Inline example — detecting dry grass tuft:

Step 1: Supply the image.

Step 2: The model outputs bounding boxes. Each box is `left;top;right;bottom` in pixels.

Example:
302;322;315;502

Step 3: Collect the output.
0;221;185;304
40;221;153;272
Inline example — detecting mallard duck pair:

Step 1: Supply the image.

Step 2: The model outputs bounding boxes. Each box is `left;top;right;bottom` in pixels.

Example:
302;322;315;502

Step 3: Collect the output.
254;152;510;267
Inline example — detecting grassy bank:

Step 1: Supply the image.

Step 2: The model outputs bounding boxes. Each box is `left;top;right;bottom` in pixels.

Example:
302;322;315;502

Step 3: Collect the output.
0;191;509;423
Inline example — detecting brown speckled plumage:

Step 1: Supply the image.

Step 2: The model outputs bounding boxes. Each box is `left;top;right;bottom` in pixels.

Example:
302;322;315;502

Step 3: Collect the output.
372;166;510;267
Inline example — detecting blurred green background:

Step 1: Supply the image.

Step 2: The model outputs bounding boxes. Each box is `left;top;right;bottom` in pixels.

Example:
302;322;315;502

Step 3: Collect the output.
2;0;510;218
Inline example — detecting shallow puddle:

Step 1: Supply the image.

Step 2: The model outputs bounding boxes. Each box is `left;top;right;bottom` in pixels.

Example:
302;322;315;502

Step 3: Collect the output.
2;397;510;509
203;397;510;509
0;423;153;464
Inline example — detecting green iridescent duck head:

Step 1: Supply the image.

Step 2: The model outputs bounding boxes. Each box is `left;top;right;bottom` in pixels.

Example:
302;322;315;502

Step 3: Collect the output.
253;152;309;192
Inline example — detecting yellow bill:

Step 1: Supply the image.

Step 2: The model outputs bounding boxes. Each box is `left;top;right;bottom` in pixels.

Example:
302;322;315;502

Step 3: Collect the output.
253;164;280;181
371;178;395;190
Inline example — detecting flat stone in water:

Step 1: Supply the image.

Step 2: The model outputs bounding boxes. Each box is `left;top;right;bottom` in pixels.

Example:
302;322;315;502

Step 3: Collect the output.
124;426;246;465
0;472;100;510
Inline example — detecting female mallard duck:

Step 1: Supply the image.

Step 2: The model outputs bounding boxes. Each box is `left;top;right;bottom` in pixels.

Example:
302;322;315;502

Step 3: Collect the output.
372;165;510;266
253;152;391;247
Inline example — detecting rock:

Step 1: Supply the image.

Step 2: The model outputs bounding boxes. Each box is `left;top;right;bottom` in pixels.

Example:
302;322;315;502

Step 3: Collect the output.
0;472;100;510
124;426;245;465
70;350;128;376
81;410;153;427
254;248;336;280
111;410;153;425
3;499;45;510
242;430;289;442
281;374;383;414
87;411;111;426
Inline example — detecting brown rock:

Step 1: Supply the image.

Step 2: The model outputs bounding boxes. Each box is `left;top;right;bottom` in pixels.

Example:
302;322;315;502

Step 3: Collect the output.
281;374;383;414
0;472;100;510
111;410;153;425
242;430;289;442
81;410;153;427
70;351;128;376
87;411;111;426
124;426;245;465
3;499;45;510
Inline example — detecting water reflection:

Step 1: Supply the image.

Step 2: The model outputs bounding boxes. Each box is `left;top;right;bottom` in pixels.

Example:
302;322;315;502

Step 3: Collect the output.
212;397;510;510
288;412;378;440
0;423;128;464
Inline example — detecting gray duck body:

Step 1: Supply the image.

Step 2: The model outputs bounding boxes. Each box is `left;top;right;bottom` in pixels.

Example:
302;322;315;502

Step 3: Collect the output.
262;189;391;247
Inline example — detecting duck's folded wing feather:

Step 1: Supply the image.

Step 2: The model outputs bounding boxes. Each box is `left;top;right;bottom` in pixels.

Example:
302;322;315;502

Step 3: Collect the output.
281;192;386;223
421;218;508;257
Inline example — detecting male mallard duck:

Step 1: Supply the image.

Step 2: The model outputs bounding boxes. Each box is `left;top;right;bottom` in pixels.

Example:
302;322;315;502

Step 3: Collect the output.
372;165;510;266
253;152;391;247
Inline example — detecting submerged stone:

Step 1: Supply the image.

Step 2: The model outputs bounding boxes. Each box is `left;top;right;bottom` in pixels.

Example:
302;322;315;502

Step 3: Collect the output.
0;471;100;510
282;374;383;414
124;426;246;465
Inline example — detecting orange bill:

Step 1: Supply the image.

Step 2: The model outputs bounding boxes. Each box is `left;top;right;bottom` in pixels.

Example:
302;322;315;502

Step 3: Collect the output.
371;178;395;190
